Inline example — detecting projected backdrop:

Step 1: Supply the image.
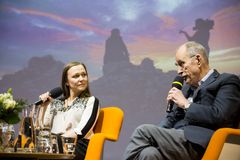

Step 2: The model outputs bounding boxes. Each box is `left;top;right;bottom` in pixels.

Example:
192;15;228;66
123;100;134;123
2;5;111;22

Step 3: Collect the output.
0;0;240;159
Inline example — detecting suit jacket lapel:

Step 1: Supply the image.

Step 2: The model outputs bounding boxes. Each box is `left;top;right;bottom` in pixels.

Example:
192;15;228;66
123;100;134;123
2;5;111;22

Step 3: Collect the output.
192;69;220;100
182;85;191;97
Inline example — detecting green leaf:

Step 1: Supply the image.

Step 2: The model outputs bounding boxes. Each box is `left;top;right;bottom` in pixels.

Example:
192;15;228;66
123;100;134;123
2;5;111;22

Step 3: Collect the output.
3;113;20;124
7;88;13;94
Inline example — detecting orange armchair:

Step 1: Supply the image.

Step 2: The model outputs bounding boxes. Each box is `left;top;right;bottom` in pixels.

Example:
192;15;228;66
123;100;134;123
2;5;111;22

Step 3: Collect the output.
84;106;124;160
202;128;240;160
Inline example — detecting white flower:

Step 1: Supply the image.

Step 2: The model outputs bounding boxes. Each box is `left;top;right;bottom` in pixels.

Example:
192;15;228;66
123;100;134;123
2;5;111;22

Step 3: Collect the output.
0;88;25;124
0;93;13;102
3;99;17;110
0;89;17;110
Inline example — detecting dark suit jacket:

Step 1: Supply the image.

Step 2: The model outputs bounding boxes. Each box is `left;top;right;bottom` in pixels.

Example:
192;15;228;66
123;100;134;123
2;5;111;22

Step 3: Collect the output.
161;70;240;148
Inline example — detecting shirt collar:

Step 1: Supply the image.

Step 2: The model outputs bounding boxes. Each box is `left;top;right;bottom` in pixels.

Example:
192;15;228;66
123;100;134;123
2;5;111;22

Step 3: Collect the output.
198;69;214;86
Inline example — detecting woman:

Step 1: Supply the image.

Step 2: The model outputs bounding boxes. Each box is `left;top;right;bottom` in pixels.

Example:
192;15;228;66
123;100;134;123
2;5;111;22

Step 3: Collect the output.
38;61;100;160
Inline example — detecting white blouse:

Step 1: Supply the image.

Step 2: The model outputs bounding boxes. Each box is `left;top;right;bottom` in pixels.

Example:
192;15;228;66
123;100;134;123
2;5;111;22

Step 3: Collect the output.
43;96;100;139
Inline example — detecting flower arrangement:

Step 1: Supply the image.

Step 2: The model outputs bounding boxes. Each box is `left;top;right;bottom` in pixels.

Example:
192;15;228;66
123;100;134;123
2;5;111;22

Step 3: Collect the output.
0;88;26;124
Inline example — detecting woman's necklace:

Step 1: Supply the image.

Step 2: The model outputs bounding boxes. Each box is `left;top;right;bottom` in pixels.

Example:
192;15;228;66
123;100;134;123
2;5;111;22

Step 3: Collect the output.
65;97;77;108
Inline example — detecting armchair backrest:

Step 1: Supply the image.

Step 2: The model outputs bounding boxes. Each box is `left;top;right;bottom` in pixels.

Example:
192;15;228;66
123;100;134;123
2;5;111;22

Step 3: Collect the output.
84;106;124;160
93;106;124;141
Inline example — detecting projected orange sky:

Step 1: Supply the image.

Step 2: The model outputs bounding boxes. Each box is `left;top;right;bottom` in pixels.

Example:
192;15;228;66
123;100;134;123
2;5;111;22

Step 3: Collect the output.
0;0;239;80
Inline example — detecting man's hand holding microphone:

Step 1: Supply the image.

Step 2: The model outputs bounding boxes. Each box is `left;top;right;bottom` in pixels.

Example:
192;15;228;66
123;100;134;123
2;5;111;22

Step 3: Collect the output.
166;76;189;112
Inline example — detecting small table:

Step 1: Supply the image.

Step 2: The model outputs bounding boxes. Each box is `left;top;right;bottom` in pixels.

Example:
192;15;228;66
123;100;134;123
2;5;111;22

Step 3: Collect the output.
0;152;75;160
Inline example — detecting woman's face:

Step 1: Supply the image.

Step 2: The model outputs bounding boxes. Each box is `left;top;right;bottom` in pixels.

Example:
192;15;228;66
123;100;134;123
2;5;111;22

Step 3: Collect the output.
66;64;88;95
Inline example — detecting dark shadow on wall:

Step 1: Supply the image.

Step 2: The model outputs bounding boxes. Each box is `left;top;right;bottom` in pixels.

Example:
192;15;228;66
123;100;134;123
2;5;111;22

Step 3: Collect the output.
103;28;131;76
179;18;214;57
91;60;177;159
0;55;64;102
91;28;177;159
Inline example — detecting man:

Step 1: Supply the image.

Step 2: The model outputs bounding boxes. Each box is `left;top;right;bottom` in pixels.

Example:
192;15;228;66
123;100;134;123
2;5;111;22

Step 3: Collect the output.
123;41;240;160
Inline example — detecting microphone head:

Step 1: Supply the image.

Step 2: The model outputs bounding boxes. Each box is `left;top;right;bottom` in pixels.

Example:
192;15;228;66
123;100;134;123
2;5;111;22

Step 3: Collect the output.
172;76;184;89
49;87;63;98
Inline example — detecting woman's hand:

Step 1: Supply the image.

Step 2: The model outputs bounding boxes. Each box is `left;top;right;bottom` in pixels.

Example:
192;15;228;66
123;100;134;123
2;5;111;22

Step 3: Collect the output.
39;92;53;105
37;92;53;128
62;129;77;139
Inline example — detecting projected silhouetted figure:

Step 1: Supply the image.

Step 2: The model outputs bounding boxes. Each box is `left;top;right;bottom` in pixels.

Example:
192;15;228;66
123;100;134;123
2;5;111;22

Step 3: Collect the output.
179;18;214;57
103;28;130;75
103;28;130;65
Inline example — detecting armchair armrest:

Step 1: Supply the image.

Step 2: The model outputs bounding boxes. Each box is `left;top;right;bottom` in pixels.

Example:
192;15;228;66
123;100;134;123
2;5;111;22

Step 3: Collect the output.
85;133;105;160
202;128;240;160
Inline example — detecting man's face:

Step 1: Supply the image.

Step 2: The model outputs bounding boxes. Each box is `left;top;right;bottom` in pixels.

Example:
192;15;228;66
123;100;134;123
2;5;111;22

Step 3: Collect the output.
175;46;200;87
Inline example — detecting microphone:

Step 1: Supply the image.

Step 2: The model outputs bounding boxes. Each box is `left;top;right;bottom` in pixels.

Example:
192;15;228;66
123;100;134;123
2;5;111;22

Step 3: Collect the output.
166;76;184;113
34;87;63;106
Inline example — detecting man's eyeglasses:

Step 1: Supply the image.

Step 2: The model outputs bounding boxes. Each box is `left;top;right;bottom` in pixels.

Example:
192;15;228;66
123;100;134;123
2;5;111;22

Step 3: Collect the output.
175;55;196;68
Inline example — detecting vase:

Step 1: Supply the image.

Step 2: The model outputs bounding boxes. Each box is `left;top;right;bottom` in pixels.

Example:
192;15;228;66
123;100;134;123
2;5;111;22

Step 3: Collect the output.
0;121;15;152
